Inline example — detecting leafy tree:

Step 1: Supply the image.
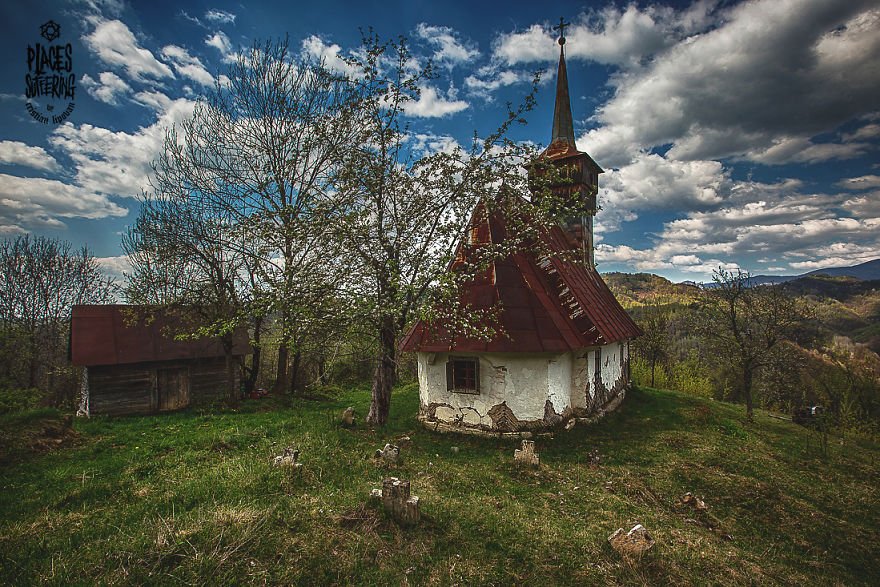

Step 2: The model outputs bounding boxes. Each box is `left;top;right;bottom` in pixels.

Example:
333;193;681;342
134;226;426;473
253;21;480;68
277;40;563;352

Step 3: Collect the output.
696;268;809;421
0;234;115;405
326;32;562;425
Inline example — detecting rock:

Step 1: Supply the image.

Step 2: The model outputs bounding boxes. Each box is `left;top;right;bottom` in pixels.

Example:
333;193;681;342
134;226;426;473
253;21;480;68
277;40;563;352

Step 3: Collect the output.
451;446;459;454
341;407;356;427
272;447;302;469
375;443;400;465
564;418;576;431
369;488;382;500
514;439;539;467
608;524;655;557
680;492;708;511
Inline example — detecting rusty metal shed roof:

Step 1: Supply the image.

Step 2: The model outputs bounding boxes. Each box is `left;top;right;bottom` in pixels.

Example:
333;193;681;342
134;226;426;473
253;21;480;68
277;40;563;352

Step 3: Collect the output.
399;202;642;354
70;305;249;367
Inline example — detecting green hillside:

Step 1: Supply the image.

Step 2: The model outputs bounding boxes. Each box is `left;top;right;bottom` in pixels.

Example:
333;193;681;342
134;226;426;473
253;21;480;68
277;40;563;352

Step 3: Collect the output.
1;385;877;585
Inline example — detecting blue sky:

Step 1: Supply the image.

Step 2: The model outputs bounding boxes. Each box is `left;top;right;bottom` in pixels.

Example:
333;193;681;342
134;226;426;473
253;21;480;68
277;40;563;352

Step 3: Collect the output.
1;0;879;283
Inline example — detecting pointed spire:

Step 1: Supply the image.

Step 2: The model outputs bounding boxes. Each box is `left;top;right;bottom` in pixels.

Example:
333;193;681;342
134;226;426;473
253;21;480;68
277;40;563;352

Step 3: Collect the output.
551;20;576;146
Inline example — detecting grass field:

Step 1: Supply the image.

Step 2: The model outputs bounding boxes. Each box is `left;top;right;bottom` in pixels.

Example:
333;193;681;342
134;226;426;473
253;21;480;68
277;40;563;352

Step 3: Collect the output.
1;384;878;585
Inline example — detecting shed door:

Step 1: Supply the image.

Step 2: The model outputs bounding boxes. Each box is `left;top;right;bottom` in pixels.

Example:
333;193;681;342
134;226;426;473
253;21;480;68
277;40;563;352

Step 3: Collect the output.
157;368;190;411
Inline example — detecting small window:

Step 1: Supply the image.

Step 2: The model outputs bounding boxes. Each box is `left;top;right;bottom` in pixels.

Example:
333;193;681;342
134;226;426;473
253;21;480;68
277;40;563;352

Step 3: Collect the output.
594;348;601;380
446;357;480;394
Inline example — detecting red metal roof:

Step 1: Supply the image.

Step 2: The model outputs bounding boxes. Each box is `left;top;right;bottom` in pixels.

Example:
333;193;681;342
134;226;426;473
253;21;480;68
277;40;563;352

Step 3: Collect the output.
399;201;642;353
70;305;249;367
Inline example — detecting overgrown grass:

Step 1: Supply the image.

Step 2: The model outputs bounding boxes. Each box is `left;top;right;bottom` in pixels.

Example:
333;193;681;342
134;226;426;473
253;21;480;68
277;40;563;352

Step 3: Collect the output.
1;384;878;585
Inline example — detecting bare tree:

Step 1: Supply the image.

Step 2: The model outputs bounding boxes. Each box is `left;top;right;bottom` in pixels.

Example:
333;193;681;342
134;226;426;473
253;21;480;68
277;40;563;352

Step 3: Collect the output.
633;298;672;388
0;235;115;405
126;37;358;397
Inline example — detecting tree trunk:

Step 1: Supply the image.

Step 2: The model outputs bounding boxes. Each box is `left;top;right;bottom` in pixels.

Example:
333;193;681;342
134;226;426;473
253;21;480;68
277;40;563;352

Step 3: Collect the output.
367;317;396;426
223;337;238;406
743;367;754;422
274;342;289;394
289;349;301;395
245;315;263;394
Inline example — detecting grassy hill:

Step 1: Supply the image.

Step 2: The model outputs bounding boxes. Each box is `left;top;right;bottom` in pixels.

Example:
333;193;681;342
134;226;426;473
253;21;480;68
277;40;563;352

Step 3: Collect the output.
1;385;878;585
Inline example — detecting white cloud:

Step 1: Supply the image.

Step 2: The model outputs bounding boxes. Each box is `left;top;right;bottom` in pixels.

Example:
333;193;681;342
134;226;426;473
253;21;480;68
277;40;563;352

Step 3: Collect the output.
301;35;360;77
205;30;234;61
0;141;59;172
0;173;127;233
464;67;533;99
411;133;462;155
204;9;236;25
161;45;214;86
494;2;718;67
588;0;880;166
83;19;175;82
404;86;468;118
81;71;132;105
48;96;196;198
96;254;132;281
415;23;479;67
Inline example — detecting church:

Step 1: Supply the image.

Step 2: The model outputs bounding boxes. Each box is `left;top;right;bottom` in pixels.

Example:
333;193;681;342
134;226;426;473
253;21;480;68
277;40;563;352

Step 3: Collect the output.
400;27;642;436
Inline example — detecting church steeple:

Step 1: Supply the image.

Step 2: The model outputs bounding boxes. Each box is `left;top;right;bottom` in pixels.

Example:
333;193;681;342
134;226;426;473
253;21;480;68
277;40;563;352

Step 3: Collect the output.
550;20;576;146
530;17;604;270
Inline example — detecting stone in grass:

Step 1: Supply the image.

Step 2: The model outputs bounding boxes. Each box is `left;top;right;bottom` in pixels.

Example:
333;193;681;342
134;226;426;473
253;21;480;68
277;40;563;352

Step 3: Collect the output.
370;477;420;526
679;492;708;511
608;524;655;557
514;439;540;467
375;443;400;465
341;407;356;428
272;447;302;470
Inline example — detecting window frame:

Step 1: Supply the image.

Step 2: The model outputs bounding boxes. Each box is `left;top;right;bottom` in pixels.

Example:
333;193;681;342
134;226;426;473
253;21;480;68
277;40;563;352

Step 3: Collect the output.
446;356;480;394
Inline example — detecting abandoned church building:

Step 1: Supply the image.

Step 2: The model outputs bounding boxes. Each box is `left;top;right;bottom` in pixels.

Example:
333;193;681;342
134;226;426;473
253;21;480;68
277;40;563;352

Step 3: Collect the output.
70;305;248;416
400;31;642;435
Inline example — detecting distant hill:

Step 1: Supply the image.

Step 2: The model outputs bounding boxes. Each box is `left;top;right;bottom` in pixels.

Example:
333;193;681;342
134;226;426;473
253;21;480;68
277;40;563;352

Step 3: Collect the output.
603;272;700;308
699;258;880;288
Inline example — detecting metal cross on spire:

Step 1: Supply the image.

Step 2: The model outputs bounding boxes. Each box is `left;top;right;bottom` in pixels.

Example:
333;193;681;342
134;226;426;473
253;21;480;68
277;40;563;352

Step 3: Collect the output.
553;17;570;46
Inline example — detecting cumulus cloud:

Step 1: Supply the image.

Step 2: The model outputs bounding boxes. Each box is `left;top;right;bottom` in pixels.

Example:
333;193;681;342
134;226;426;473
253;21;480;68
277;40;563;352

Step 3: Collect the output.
415;23;479;67
81;71;132;105
161;45;214;86
494;2;718;67
464;66;534;99
403;86;468;118
96;255;132;281
0;173;127;233
48;96;196;198
301;35;361;77
205;30;235;62
83;19;175;82
588;0;880;167
0;141;59;172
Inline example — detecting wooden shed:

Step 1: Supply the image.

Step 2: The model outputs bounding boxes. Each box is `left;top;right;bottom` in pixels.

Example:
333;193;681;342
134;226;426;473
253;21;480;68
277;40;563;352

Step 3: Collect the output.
70;305;249;416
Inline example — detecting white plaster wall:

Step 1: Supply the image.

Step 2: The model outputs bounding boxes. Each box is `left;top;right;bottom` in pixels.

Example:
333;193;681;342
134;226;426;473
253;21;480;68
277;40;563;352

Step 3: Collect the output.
570;341;629;408
418;352;573;427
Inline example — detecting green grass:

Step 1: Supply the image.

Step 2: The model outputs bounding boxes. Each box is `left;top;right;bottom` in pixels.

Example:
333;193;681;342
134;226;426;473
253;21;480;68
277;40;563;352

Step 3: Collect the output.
1;384;878;585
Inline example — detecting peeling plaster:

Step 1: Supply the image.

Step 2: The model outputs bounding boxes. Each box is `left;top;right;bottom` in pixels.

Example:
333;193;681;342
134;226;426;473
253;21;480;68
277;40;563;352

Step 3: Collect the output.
417;344;630;434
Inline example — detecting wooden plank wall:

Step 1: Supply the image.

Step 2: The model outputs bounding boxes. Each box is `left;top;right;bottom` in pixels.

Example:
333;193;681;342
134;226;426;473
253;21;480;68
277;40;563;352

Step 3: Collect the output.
89;356;241;415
